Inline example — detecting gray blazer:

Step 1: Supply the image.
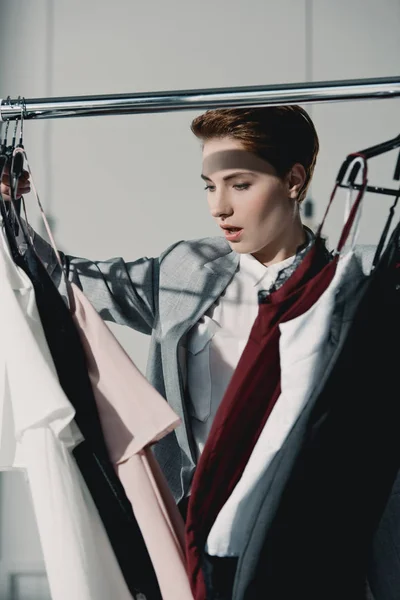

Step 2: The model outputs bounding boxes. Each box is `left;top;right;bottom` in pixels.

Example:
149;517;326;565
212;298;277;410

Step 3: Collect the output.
32;230;240;503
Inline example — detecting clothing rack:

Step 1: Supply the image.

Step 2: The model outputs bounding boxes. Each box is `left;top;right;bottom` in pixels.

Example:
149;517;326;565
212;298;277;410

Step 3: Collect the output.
1;76;400;121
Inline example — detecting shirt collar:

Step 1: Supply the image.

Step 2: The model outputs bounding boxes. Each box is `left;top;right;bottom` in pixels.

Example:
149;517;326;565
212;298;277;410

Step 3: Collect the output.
240;252;296;287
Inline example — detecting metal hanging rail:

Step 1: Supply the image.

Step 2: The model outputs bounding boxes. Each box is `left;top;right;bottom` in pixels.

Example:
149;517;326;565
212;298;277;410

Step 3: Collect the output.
1;76;399;121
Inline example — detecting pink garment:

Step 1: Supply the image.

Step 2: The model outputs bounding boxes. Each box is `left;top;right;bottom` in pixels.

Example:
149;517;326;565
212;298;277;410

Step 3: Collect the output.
70;282;193;600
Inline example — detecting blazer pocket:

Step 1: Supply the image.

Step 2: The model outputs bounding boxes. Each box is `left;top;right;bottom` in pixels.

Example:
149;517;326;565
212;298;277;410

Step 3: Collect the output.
186;316;219;422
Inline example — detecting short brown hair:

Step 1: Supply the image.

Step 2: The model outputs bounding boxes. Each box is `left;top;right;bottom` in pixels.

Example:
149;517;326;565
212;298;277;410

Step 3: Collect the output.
191;105;319;202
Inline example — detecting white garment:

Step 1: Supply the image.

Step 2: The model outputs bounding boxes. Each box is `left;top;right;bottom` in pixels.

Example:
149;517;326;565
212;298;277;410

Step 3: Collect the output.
187;252;296;457
0;227;133;600
206;251;365;556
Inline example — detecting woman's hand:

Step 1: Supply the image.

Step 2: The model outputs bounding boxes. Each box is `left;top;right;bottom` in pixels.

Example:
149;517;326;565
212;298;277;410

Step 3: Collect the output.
0;165;31;201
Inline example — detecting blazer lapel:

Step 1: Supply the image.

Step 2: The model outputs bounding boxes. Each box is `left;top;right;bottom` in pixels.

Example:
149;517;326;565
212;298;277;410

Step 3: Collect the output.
160;249;240;464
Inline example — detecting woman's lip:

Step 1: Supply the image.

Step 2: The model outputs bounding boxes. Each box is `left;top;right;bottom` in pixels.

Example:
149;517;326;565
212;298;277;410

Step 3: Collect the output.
223;228;243;241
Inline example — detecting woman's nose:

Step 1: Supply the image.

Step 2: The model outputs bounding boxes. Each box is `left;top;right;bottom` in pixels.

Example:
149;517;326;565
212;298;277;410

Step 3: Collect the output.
209;191;233;219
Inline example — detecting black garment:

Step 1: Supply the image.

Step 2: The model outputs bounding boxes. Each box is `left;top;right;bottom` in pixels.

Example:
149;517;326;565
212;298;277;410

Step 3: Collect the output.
239;222;400;600
203;554;238;600
0;209;161;599
178;495;190;522
367;456;400;599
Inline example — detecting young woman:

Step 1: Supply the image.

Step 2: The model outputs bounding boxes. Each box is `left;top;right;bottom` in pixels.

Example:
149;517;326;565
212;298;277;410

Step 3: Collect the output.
0;105;320;514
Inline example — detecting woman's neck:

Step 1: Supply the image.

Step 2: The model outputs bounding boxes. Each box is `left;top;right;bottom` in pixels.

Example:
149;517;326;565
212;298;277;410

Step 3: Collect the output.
252;219;307;267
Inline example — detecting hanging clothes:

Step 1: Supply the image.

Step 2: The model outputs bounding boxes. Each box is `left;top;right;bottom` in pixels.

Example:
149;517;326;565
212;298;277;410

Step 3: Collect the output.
0;202;161;599
232;219;400;600
206;249;368;557
69;281;194;600
202;245;373;599
0;225;133;600
185;159;368;600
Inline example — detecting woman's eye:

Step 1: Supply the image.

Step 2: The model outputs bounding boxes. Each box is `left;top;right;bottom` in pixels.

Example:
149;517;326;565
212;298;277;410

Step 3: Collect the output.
204;183;250;192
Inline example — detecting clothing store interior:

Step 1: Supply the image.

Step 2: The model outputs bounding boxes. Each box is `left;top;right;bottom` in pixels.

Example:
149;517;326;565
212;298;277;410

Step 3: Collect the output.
0;1;399;599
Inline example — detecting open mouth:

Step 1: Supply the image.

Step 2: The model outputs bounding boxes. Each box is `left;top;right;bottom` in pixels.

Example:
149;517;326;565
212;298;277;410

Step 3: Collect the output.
223;227;243;241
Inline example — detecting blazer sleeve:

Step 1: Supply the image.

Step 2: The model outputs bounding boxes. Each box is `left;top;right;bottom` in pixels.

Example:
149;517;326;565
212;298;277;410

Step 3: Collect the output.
28;226;179;335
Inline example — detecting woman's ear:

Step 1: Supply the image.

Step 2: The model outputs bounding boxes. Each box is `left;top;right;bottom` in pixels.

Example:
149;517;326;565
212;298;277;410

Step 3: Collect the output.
286;163;306;200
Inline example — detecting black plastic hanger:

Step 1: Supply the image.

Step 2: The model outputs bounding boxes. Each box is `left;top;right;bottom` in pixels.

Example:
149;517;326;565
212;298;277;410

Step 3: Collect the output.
0;98;32;256
337;133;400;197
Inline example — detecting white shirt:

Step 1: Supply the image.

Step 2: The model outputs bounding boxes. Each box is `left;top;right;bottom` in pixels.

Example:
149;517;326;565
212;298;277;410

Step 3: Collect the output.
206;251;365;556
0;226;133;600
187;251;296;458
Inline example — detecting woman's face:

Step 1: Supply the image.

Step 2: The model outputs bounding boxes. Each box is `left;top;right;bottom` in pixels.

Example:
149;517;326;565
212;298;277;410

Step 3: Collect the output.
202;137;305;263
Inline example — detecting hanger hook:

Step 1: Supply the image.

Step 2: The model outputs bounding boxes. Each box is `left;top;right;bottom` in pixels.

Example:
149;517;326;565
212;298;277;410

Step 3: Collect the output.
18;96;25;147
340;155;367;188
1;97;12;151
21;96;27;120
1;120;9;152
11;98;20;151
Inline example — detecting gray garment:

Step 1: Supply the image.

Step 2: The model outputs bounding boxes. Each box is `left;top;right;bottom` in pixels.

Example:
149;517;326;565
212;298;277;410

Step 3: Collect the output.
30;228;240;503
232;245;377;600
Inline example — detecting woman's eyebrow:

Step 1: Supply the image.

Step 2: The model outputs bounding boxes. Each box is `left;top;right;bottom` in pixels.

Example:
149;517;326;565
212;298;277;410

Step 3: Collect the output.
201;171;256;182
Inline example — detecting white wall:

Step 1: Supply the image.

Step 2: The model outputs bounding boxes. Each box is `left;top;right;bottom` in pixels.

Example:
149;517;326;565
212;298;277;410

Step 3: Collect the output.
0;0;399;596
